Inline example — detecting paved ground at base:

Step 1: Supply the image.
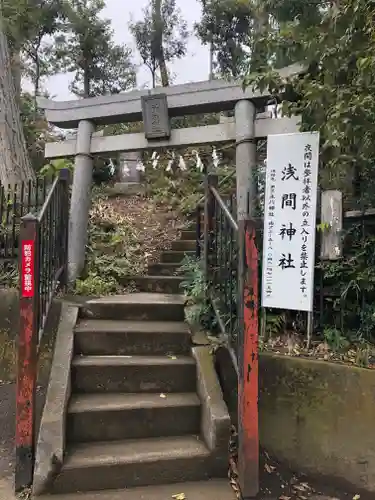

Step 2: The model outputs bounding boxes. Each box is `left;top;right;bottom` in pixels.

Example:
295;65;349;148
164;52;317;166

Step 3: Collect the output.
0;382;14;481
0;382;365;500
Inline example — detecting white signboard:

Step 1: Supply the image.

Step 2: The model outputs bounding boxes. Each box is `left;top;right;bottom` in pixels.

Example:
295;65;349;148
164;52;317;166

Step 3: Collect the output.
262;132;320;312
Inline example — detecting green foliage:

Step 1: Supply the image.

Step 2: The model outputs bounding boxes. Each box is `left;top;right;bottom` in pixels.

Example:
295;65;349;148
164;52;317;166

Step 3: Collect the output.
129;0;188;87
75;273;118;296
74;190;147;295
19;92;53;173
242;0;375;349
179;255;212;327
39;158;74;177
53;0;136;97
319;225;375;343
265;311;286;337
196;0;254;78
1;0;63;51
145;161;205;215
21;0;66;95
245;0;375;206
0;261;18;288
323;327;350;352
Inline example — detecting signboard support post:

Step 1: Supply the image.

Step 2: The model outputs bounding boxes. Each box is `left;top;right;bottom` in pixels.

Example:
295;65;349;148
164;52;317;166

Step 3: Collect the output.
16;214;39;492
235;99;259;498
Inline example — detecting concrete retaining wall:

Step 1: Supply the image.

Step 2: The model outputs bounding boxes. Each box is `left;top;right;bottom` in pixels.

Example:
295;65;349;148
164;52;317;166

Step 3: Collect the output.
215;348;375;493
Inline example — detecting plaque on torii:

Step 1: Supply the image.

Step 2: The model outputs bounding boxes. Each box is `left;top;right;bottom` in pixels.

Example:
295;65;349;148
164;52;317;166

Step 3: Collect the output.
141;94;171;140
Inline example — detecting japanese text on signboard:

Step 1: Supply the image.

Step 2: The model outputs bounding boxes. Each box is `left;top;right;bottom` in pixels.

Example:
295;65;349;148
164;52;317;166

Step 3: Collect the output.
262;132;319;312
21;240;35;298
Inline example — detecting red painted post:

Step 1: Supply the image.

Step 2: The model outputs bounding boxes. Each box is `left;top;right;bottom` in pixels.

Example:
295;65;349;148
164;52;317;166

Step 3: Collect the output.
238;218;259;498
15;213;39;492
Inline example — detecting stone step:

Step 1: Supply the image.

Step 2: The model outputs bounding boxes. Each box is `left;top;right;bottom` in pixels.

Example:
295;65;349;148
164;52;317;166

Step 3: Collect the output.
181;230;197;240
80;293;185;322
74;319;192;356
161;250;194;263
120;275;184;294
172;240;196;252
67;392;200;443
148;263;183;276
42;479;235;500
51;436;217;493
71;355;196;393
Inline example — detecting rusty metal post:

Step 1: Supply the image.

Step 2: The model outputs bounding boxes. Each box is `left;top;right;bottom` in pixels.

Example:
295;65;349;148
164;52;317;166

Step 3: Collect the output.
238;218;259;498
15;213;39;492
203;173;218;284
235;98;259;498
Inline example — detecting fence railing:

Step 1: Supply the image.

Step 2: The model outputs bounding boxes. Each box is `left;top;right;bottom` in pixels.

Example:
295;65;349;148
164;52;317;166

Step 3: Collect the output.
209;182;239;355
15;169;70;492
199;172;259;498
0;177;50;260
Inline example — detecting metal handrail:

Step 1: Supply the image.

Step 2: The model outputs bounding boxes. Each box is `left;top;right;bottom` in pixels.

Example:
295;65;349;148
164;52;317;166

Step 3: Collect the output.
37;175;59;222
210;186;238;231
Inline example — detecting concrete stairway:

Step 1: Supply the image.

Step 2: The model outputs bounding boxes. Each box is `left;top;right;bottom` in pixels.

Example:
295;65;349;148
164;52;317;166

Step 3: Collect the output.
121;229;197;292
34;229;233;498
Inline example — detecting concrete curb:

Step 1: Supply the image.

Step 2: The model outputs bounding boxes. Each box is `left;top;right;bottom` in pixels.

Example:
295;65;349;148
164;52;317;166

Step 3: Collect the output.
192;346;230;460
32;304;79;496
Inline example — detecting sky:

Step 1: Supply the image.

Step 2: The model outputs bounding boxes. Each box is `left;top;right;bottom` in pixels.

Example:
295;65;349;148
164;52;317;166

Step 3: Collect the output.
45;0;210;101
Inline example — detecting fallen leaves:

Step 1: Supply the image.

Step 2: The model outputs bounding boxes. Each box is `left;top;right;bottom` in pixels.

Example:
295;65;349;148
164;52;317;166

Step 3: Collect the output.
265;463;276;473
172;493;186;500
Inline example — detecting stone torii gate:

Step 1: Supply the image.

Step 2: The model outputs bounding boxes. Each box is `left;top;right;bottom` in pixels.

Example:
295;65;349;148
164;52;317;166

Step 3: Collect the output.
38;63;301;284
38;65;301;499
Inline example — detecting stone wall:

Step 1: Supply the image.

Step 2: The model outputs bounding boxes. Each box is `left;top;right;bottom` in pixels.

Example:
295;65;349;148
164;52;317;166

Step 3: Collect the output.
215;348;375;493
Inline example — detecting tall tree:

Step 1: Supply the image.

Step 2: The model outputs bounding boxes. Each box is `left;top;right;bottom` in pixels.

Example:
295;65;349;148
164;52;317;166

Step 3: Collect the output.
196;0;326;79
196;0;253;79
129;0;188;88
1;0;64;97
22;0;65;100
53;0;136;97
246;0;374;201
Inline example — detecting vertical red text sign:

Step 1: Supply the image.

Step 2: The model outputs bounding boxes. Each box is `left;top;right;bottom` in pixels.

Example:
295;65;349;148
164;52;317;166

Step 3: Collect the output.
21;240;35;298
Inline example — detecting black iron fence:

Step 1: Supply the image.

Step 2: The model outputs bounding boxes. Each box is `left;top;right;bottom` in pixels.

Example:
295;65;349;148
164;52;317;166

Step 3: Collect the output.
198;171;375;345
200;173;239;360
16;168;70;491
198;172;259;498
0;177;50;260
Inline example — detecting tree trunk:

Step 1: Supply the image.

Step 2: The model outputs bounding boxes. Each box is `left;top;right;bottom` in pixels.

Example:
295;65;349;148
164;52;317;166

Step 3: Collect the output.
10;50;22;102
159;59;169;87
152;69;156;88
152;0;169;87
83;71;90;98
0;24;34;187
83;60;90;98
209;42;214;80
